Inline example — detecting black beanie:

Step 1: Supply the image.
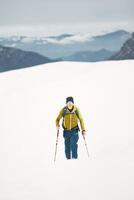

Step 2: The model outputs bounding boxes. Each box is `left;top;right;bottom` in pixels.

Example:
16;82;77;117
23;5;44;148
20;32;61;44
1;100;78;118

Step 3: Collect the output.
66;96;74;104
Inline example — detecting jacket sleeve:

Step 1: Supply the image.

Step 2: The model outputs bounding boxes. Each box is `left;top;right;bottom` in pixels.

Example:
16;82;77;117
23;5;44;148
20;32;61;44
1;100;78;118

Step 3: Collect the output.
56;108;63;127
77;107;85;131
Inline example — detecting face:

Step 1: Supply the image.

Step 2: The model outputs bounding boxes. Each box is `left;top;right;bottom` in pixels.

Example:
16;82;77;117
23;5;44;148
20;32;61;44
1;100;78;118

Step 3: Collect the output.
67;101;73;109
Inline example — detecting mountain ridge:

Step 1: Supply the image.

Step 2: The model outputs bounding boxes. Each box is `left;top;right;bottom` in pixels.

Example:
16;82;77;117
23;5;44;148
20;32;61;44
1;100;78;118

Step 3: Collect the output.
0;45;60;72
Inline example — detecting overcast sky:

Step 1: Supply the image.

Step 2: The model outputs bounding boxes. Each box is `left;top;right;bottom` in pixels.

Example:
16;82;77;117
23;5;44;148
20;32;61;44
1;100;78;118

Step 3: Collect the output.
0;0;133;35
0;0;133;25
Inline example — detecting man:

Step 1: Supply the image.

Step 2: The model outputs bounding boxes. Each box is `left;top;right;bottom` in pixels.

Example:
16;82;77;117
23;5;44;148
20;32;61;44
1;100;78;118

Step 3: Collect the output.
56;96;86;159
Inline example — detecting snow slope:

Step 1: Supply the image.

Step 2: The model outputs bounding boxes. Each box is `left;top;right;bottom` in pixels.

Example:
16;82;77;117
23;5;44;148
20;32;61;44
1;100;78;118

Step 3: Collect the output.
0;60;134;200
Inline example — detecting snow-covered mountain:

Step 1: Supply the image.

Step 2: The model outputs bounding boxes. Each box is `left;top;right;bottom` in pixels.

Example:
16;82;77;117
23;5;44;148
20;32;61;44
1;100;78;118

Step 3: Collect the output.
0;30;131;59
0;60;134;200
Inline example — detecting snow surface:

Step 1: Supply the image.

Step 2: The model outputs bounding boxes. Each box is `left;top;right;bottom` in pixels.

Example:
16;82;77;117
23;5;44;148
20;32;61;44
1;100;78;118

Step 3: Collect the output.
0;60;134;200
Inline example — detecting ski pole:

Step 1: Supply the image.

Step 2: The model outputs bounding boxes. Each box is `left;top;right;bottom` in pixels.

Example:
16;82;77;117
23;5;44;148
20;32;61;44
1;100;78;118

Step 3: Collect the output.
82;134;90;158
54;129;59;163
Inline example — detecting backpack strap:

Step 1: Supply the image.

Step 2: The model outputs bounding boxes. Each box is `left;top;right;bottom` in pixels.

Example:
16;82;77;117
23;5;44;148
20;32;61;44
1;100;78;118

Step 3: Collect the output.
62;106;67;118
62;106;79;118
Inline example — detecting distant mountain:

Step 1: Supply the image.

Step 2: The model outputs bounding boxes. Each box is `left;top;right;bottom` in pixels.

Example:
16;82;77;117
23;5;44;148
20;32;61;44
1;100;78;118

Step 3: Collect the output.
48;34;73;40
93;30;129;40
110;32;134;60
0;45;60;72
87;30;131;52
63;49;116;62
0;30;131;59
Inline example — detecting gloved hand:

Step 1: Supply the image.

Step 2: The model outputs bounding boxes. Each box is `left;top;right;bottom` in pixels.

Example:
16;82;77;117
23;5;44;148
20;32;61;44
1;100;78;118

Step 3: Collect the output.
82;130;86;136
56;125;60;131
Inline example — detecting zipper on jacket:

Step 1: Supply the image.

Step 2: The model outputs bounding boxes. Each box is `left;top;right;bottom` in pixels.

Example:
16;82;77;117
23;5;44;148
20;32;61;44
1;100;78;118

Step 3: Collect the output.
69;114;72;130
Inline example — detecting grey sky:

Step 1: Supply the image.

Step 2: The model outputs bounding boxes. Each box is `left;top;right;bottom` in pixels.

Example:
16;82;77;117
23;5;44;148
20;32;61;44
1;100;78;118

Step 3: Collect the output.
0;0;134;25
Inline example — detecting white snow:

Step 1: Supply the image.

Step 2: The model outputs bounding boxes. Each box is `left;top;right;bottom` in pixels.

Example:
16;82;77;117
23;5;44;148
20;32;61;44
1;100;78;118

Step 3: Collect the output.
0;60;134;200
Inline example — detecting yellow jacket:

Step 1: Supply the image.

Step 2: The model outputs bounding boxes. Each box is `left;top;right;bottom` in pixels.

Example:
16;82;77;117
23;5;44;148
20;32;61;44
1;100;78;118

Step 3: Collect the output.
56;105;85;131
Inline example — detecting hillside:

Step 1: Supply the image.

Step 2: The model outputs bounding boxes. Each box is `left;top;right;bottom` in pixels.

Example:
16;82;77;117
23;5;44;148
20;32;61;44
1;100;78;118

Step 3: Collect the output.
63;49;115;62
111;32;134;60
0;45;59;72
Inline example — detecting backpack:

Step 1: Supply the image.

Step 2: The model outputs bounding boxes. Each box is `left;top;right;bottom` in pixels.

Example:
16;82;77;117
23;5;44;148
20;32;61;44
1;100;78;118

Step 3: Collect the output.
62;106;80;131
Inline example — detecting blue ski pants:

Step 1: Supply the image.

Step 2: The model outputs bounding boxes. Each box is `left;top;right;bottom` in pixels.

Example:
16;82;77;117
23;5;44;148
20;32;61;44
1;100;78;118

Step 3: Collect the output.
63;128;79;159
